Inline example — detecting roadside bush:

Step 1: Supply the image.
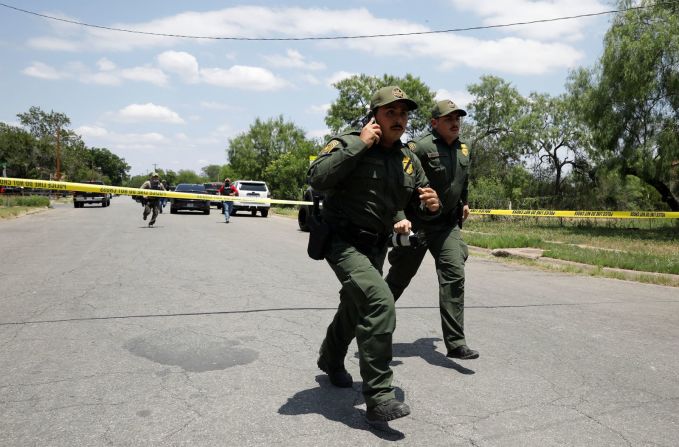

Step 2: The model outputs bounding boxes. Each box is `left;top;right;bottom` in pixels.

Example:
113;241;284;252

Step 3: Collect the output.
1;195;50;207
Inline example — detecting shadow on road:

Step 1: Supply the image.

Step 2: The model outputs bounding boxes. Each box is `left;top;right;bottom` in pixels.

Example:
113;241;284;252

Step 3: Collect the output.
392;337;475;375
279;377;406;441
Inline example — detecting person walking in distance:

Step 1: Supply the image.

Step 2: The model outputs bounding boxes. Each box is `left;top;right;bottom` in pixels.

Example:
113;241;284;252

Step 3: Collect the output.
385;99;479;360
219;178;236;223
309;86;441;423
140;172;166;227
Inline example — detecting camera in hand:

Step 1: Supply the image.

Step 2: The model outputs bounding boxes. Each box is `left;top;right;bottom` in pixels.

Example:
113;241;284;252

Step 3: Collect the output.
389;231;420;247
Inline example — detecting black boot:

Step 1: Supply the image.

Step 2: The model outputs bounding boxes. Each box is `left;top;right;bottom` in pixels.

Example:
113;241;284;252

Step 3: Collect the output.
366;399;411;422
447;345;479;360
317;356;353;388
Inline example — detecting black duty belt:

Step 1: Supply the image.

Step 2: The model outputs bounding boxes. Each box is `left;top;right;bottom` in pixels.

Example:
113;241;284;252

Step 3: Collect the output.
334;224;389;250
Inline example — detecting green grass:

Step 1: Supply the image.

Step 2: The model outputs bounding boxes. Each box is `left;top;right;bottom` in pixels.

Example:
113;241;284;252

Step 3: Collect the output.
1;195;51;207
463;216;678;276
463;232;543;249
0;206;34;219
0;195;51;219
271;206;299;218
542;243;678;275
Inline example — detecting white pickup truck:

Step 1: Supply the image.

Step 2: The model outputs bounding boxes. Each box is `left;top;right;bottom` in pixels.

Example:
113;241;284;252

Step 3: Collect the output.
73;180;111;208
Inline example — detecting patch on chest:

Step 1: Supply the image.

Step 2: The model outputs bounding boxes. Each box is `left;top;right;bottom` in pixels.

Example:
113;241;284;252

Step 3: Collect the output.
460;144;469;157
407;141;417;152
402;156;414;175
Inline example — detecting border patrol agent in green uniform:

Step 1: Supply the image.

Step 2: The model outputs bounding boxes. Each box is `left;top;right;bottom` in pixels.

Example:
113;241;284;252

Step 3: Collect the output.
385;99;479;360
309;86;441;423
140;172;166;227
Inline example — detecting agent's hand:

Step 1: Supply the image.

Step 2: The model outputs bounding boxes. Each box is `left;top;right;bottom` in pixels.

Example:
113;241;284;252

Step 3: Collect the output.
418;187;440;213
462;204;470;221
359;118;381;147
393;219;412;234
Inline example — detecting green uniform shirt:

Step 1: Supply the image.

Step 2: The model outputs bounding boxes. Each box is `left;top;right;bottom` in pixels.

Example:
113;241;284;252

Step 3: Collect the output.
308;131;434;235
406;131;470;229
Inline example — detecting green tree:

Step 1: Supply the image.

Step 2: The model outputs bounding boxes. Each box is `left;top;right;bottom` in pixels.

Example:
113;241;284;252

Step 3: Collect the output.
263;140;318;200
227;116;312;182
514;92;592;200
175;169;204;184
17;106;72;141
201;164;222;181
89;148;130;185
325;73;436;139
218;165;240;182
0;124;42;178
570;0;679;210
466;75;528;184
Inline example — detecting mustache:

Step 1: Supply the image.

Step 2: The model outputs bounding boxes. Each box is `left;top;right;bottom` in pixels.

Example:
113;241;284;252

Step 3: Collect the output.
391;125;404;130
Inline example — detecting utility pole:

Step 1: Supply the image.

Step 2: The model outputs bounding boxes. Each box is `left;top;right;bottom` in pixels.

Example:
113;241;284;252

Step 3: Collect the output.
55;128;61;180
153;163;158;173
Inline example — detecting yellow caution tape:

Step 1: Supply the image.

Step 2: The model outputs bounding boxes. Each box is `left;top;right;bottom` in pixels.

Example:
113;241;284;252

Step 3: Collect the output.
0;177;313;206
3;178;678;218
471;209;679;219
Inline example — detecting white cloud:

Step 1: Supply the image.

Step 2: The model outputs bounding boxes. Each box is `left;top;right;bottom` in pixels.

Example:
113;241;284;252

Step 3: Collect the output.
76;125;109;138
74;125;169;151
307;129;330;140
308;104;331;114
263;49;325;70
81;72;121;86
300;74;321;85
201;65;288;91
326;71;357;86
23;6;590;75
450;0;608;41
157;51;200;83
97;58;117;71
19;7;430;54
200;101;226;110
27;37;80;52
120;67;168;86
116;103;185;124
22;62;65;80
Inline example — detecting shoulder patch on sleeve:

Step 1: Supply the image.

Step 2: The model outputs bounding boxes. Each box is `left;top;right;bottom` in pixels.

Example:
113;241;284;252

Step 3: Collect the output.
320;139;341;155
402;155;414;175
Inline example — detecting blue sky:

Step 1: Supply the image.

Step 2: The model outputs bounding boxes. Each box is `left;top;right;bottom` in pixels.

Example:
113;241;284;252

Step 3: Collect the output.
0;0;614;176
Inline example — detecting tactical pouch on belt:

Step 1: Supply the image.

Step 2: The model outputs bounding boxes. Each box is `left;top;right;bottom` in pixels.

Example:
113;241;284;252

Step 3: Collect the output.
307;197;330;260
456;201;464;229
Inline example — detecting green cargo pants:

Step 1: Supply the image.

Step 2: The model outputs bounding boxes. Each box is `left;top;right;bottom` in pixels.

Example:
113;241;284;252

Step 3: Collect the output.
386;225;469;352
319;233;396;408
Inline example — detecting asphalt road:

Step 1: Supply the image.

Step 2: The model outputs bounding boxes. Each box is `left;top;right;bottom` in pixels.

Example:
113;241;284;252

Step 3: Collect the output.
1;197;678;446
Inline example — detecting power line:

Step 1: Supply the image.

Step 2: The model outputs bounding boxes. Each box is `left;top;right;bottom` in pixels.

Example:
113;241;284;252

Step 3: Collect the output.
0;1;677;42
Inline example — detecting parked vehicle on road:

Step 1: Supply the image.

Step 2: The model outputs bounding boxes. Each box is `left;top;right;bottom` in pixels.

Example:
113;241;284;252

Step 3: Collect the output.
203;182;223;209
170;183;210;215
232;180;270;217
73;181;111;208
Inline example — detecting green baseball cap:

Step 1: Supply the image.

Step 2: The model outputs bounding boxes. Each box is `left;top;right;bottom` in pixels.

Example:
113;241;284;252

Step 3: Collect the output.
431;99;467;118
370;86;418;111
